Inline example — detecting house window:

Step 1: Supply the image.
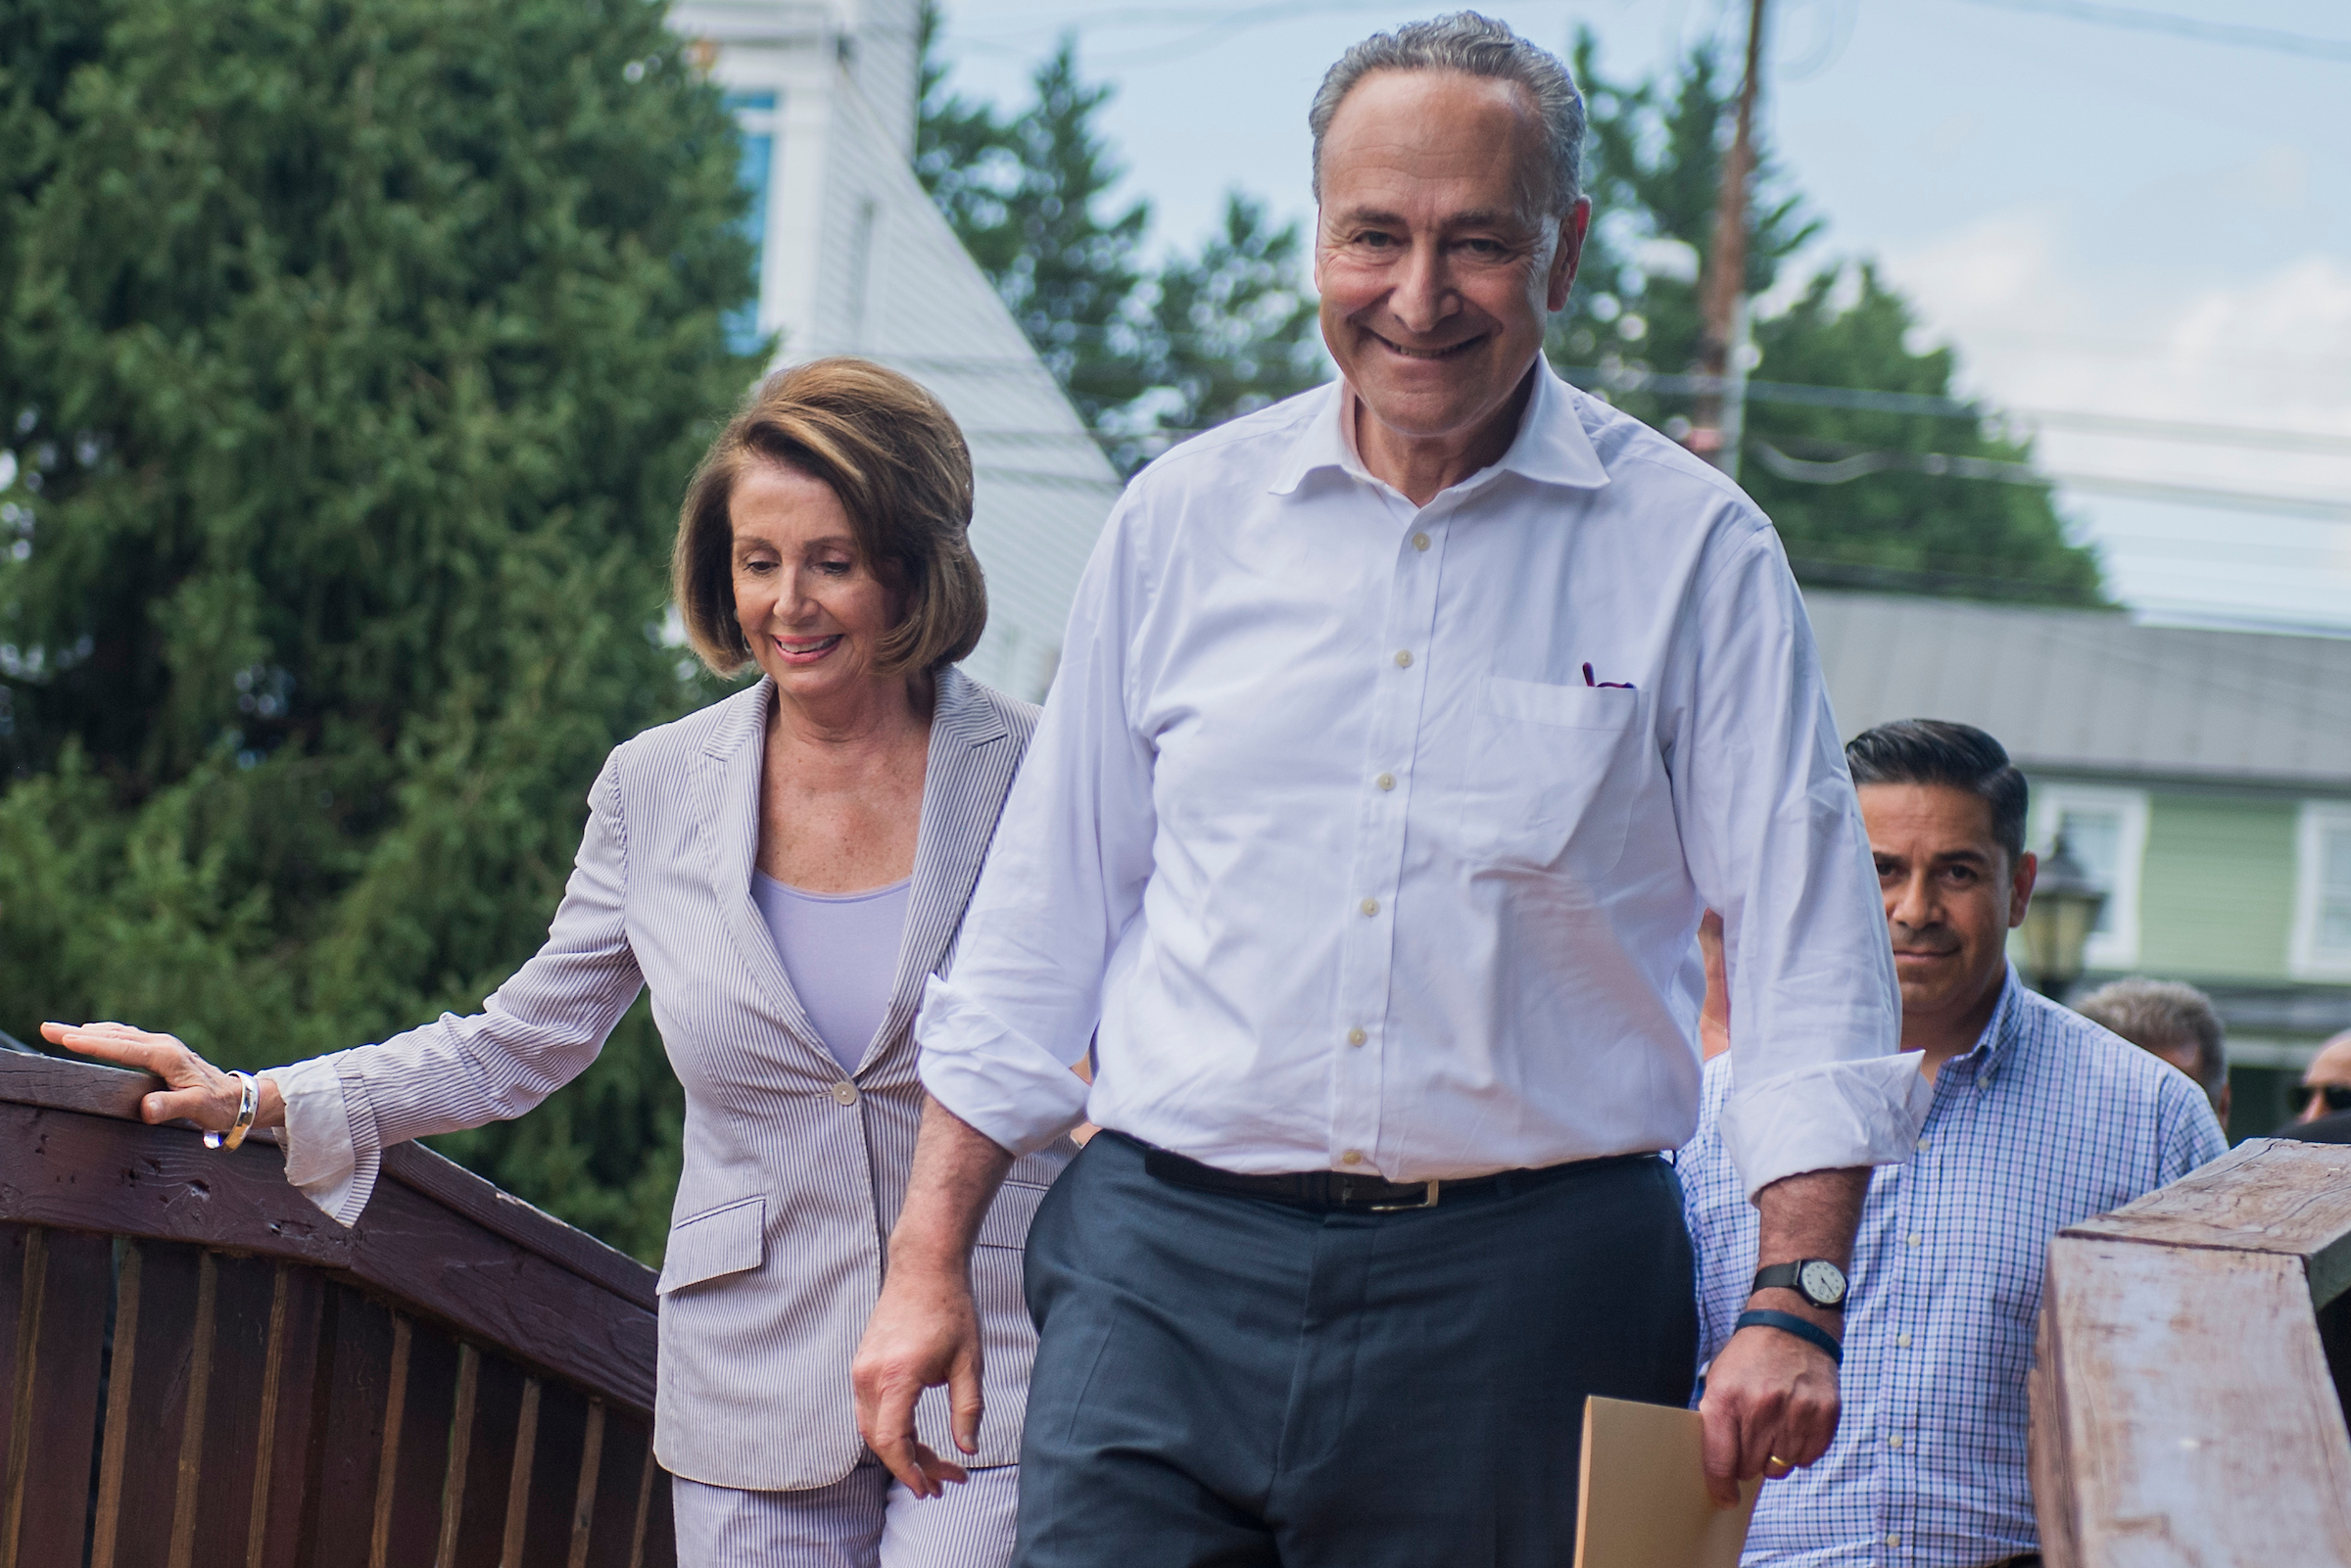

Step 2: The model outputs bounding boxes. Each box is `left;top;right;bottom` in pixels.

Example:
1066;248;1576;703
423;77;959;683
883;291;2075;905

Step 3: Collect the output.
725;91;779;355
2293;803;2351;978
2030;785;2149;971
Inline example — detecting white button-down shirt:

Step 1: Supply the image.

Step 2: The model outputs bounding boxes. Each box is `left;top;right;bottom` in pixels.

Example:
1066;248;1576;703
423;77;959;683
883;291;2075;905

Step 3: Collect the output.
920;360;1929;1195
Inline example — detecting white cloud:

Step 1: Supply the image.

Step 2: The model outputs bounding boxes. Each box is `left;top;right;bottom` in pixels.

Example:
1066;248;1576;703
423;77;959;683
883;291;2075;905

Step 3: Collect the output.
1862;207;2351;626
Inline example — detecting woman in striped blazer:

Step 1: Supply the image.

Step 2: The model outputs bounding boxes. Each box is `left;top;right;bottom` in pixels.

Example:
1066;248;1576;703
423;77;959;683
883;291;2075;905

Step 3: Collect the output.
48;358;1076;1566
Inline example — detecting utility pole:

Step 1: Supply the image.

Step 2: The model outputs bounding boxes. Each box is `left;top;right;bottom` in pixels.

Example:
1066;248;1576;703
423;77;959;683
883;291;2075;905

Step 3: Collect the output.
1689;0;1767;477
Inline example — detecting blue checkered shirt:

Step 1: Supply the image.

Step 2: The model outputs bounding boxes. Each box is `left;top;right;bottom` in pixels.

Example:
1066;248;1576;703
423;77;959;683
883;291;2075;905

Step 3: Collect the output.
1677;967;2227;1567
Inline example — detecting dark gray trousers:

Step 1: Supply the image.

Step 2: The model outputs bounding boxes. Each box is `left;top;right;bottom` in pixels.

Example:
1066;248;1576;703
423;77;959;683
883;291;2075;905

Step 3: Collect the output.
1014;1130;1698;1568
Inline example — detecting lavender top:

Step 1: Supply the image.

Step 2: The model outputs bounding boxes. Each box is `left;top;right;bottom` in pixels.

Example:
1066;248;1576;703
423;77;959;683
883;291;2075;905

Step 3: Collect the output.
751;871;912;1072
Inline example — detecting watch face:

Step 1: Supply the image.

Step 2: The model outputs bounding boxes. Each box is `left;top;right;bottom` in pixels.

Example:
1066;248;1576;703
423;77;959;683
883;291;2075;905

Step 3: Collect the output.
1799;1260;1848;1307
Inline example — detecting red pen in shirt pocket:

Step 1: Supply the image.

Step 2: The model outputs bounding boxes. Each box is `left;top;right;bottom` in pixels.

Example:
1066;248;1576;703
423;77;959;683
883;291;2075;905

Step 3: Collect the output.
1582;662;1636;690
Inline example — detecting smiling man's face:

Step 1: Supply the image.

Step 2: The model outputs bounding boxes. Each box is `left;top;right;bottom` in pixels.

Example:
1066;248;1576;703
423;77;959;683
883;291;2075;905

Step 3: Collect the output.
1312;69;1585;458
1859;783;2038;1056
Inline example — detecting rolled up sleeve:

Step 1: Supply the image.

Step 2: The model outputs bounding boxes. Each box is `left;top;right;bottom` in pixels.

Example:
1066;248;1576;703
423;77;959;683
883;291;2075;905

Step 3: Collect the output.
1671;524;1929;1199
918;498;1157;1154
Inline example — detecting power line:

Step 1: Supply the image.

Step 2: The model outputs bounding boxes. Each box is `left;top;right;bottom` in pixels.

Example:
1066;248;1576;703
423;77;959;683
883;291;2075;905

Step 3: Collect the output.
1565;364;2351;455
1750;441;2351;524
1942;0;2351;63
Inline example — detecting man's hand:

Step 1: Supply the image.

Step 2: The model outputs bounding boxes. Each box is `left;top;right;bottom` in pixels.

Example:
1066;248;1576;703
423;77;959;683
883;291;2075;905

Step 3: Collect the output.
852;1256;984;1497
1699;1309;1841;1505
851;1097;1016;1497
1698;1164;1869;1506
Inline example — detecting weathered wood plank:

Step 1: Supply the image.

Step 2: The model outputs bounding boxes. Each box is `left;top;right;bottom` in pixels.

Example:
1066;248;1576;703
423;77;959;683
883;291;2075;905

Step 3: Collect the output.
385;1145;656;1313
2065;1138;2351;1303
0;1101;653;1413
0;1056;656;1309
577;1415;649;1568
376;1320;462;1568
4;1227;112;1568
444;1350;527;1568
346;1175;654;1416
91;1242;207;1568
520;1379;592;1568
2037;1233;2351;1565
183;1251;278;1568
566;1402;606;1568
0;1050;159;1119
0;1103;349;1267
0;1225;28;1553
301;1286;397;1568
249;1264;329;1568
639;1462;676;1568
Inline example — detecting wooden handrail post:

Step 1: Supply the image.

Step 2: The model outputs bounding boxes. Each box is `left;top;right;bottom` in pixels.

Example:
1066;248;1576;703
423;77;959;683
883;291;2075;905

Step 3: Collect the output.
2032;1138;2351;1565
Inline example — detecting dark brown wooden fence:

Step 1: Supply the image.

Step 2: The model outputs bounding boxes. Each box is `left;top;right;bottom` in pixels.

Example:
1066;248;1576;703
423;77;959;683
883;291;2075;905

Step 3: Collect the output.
0;1050;675;1568
2032;1136;2351;1566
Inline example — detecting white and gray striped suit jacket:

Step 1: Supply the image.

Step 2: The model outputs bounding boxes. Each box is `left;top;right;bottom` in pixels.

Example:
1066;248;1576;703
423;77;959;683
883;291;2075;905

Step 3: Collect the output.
306;667;1073;1491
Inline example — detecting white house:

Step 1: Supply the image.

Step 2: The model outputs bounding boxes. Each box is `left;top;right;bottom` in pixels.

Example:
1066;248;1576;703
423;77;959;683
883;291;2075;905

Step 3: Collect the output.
669;0;1122;701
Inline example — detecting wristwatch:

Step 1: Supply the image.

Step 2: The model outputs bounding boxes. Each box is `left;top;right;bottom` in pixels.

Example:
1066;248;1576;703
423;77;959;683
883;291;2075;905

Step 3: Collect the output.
1752;1259;1848;1311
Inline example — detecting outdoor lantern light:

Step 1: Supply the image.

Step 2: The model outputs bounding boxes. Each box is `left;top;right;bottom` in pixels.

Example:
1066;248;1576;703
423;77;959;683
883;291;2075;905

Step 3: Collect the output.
2021;832;2107;1000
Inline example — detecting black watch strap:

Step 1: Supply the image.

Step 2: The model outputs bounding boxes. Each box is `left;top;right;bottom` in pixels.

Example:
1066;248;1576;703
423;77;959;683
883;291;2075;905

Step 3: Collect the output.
1735;1308;1843;1366
1753;1259;1847;1309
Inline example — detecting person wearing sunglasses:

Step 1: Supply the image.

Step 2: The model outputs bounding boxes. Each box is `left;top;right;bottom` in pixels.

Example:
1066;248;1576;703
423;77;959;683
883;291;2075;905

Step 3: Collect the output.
2281;1032;2351;1143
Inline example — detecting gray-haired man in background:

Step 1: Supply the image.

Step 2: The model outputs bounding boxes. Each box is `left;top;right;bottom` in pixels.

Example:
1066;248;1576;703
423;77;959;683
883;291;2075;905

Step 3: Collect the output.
2075;976;2231;1122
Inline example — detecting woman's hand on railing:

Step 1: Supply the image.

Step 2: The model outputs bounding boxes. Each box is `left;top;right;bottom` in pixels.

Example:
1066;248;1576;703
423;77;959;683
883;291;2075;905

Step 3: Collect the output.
38;1021;286;1133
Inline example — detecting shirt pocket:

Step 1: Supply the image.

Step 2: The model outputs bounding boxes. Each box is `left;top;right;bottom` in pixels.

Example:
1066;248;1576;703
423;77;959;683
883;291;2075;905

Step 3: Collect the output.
974;1179;1052;1251
656;1195;766;1295
1461;676;1642;878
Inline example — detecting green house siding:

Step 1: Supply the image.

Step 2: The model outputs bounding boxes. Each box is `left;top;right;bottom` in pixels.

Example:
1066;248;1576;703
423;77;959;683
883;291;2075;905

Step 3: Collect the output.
2135;794;2298;982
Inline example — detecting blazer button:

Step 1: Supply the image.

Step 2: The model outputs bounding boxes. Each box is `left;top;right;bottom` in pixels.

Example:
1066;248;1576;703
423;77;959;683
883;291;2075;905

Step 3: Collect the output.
832;1081;860;1107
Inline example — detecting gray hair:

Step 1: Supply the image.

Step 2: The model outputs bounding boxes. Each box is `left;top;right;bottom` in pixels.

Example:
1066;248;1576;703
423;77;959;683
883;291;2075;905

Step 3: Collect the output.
2075;977;2228;1100
1309;12;1586;218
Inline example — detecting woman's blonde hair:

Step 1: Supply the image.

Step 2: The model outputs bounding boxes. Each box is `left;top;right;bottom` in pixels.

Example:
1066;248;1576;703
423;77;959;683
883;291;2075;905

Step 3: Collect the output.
673;357;987;679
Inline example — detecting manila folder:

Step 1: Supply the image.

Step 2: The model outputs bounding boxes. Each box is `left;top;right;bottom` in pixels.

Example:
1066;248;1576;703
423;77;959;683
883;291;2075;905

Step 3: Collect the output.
1572;1396;1760;1568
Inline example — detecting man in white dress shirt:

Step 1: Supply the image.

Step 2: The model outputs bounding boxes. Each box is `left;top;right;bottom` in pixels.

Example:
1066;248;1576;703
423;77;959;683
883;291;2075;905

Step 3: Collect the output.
854;15;1930;1563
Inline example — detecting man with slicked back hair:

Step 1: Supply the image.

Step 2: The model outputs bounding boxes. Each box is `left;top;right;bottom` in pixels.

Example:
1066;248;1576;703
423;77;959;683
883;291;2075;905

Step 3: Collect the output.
1680;718;2226;1568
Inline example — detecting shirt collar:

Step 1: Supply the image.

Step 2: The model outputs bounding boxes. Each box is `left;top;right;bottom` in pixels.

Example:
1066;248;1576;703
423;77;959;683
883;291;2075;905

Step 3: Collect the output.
1942;964;2026;1079
1269;356;1612;498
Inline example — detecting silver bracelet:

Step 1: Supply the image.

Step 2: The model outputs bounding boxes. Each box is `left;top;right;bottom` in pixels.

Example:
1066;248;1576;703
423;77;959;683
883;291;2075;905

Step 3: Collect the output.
206;1070;259;1152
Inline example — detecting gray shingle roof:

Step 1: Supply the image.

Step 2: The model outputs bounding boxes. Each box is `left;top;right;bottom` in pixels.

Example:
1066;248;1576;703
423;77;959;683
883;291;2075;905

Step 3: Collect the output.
1805;591;2351;789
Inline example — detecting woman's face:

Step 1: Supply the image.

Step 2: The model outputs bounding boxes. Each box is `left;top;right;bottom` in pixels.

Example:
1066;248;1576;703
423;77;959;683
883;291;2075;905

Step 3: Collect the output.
730;461;904;708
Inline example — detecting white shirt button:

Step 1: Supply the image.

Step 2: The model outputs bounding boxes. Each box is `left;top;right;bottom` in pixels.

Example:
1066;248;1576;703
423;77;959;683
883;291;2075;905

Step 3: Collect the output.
1895;1332;1912;1348
1906;1233;1923;1247
1361;897;1380;916
1341;1149;1364;1165
1375;773;1396;791
1347;1027;1367;1046
1393;649;1413;668
1412;533;1431;551
831;1081;860;1107
1887;1435;1903;1449
1887;1533;1900;1548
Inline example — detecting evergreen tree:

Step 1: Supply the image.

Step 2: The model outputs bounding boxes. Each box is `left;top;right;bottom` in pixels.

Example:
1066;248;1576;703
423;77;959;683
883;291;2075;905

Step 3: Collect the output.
915;15;1323;469
0;0;760;1259
1555;33;2104;606
1135;193;1322;462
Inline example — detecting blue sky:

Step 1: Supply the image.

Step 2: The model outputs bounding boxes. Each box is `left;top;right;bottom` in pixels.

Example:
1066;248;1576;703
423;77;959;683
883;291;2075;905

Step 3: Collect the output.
932;0;2351;631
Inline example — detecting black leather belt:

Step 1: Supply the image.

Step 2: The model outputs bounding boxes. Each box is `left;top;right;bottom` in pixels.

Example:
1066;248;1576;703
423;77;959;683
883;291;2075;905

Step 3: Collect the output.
1119;1131;1658;1214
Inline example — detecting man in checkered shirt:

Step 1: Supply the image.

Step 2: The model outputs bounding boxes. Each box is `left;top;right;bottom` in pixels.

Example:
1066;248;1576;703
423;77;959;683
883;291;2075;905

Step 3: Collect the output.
1678;719;2227;1567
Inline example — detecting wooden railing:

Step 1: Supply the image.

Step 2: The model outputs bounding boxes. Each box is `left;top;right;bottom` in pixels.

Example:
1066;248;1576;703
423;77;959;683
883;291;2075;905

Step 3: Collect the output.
0;1050;675;1568
2032;1136;2351;1566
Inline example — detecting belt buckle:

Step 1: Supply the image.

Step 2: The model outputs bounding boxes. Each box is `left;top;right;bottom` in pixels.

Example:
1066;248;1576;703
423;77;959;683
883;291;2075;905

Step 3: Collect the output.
1368;1179;1440;1212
